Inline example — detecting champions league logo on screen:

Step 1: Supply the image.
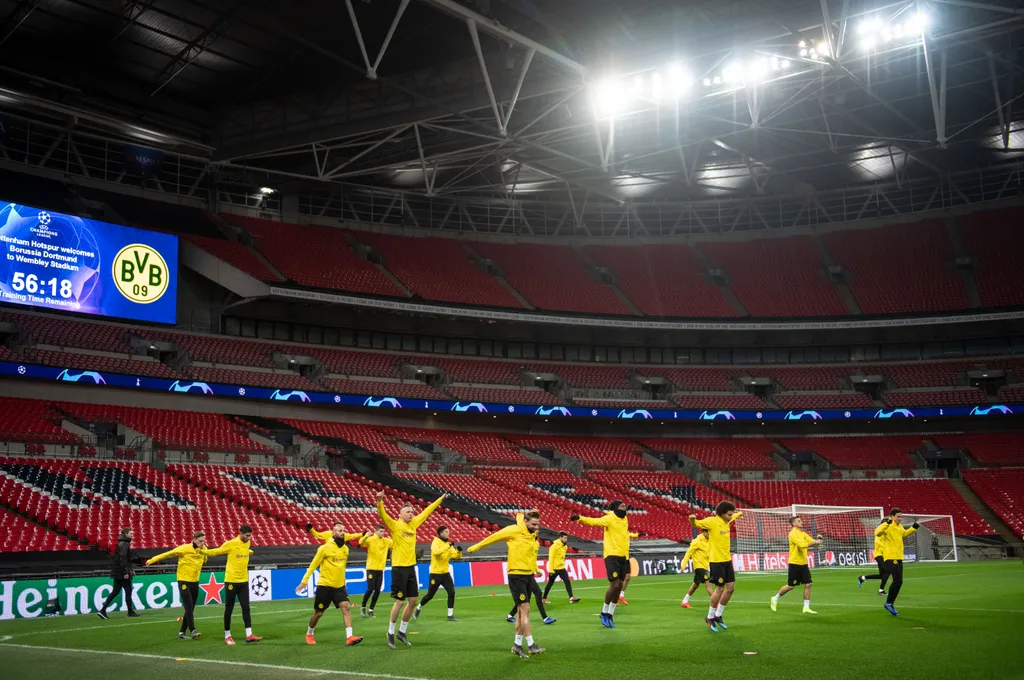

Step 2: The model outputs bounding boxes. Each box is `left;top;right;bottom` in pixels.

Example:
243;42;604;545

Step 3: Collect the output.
363;397;401;408
271;390;311;402
169;381;214;394
784;410;823;420
535;406;571;417
618;409;653;419
699;410;736;420
874;408;914;419
451;402;487;412
56;369;106;384
970;405;1012;415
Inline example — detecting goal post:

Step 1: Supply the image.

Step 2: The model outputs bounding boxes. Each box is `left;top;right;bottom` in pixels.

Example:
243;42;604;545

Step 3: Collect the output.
899;513;958;562
732;505;885;572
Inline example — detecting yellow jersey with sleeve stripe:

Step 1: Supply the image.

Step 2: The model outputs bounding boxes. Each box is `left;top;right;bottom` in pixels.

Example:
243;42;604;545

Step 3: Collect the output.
146;542;208;582
359;534;393;571
548;540;568;571
873;534;886;560
310;527;333;543
788;528;816;566
300;533;365;588
693;511;743;563
875;520;917;561
682;533;710;571
576;511;630;558
429;537;462;574
377;496;444;567
204;536;254;582
467;514;538;575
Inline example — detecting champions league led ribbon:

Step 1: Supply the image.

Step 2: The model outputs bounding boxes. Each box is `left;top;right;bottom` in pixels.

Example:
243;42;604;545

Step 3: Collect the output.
0;202;178;324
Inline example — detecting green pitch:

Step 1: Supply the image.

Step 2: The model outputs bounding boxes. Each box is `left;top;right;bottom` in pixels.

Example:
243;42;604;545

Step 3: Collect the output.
1;561;1021;680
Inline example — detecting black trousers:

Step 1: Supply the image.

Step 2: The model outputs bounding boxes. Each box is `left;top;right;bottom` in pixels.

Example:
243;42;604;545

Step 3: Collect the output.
179;581;199;634
543;569;574;598
884;560;904;605
224;581;252;630
361;569;383;609
419;573;456;609
101;578;136;613
861;556;891;589
509;578;549;619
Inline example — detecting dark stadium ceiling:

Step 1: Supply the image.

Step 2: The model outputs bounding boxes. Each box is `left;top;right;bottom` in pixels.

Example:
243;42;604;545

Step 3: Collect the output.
0;0;1022;235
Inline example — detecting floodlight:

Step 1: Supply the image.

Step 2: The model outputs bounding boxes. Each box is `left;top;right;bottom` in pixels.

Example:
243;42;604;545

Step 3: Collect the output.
781;59;791;69
800;48;808;57
631;75;644;98
703;77;712;87
258;187;275;194
592;79;624;118
770;56;780;70
712;75;721;85
721;63;741;84
650;72;664;100
861;36;876;51
667;63;690;97
905;11;929;33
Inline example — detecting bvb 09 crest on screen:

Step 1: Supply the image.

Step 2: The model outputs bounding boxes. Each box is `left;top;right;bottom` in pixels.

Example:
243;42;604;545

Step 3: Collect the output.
112;243;169;304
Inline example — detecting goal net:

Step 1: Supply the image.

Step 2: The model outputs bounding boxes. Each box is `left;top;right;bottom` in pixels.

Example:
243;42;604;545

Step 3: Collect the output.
732;505;883;571
730;505;958;571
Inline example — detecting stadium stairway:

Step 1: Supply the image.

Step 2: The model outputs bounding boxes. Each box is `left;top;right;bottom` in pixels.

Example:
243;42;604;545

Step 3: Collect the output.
571;245;644;316
688;242;749;316
948;476;1018;543
811;233;862;314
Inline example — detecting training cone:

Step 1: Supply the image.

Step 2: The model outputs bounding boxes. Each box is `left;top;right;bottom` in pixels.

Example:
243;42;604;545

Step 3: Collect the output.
491;592;496;596
177;617;183;621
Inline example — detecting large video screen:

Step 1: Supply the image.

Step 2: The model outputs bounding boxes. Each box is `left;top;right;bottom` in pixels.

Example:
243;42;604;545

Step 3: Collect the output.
0;202;178;324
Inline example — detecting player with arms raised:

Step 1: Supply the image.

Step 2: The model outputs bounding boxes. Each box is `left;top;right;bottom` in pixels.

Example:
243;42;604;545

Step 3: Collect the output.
875;507;918;616
468;510;545;659
376;490;446;649
572;500;631;628
770;516;823;614
205;524;262;644
359;525;392;617
297;521;367;646
542;531;580;604
413;525;462;621
680;528;712;608
689;501;743;632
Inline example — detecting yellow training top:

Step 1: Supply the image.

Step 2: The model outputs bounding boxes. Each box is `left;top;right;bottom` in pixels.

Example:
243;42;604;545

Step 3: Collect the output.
429;537;462;574
875;520;917;561
682;533;710;572
576;511;631;558
787;528;816;566
693;511;743;563
467;514;538;575
377;496;444;567
548;540;568;571
873;534;886;560
204;536;254;583
147;542;208;583
301;535;362;589
359;534;393;571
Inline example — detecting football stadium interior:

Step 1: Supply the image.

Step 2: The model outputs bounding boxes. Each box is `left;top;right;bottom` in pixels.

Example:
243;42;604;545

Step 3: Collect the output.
0;0;1022;678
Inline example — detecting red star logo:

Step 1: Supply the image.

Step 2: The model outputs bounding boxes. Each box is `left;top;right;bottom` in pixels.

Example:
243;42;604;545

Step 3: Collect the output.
199;573;224;604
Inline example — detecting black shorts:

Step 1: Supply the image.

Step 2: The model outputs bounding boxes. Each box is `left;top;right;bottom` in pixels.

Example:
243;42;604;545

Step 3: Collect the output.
428;573;454;590
508;574;533;605
366;569;383;589
693;568;709;585
787;564;812;586
390;566;419;600
313;585;349;610
604;555;629;582
709;561;735;586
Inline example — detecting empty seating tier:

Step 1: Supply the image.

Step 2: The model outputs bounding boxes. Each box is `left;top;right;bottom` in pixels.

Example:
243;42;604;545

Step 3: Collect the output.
933;434;1024;466
506;435;652;470
0;397;79;444
779;436;925;470
961;468;1024;536
185;234;278;281
638;438;777;471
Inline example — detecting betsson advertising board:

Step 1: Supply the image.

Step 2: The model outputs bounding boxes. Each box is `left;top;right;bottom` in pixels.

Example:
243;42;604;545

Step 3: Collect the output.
0;202;178;324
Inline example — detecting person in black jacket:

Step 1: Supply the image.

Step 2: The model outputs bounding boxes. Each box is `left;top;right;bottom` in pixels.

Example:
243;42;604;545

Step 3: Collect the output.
97;527;144;619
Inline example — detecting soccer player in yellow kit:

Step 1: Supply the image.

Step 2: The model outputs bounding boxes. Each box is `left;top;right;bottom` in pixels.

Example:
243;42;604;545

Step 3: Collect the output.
571;499;630;628
858;531;891;594
359;525;392;618
875;507;918;616
680;528;713;608
468;510;545;659
146;530;209;639
204;524;260;645
771;516;823;614
689;501;743;632
413;525;463;621
298;521;367;646
542;532;580;603
376;490;447;649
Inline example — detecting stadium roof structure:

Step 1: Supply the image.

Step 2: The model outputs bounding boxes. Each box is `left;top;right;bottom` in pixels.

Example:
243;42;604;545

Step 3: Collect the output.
0;0;1022;235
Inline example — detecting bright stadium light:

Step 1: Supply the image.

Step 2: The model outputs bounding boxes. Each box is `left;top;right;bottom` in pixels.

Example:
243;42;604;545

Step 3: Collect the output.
631;74;644;98
721;62;741;84
666;63;690;98
258;187;275;194
650;72;664;100
592;79;625;118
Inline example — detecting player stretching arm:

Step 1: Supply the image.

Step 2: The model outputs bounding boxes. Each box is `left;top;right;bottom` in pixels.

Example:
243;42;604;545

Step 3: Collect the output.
875;508;918;616
771;516;823;614
542;532;580;604
571;500;631;628
413;525;463;621
297;522;367;646
145;531;209;639
358;525;392;618
689;501;743;632
204;525;261;645
680;529;713;608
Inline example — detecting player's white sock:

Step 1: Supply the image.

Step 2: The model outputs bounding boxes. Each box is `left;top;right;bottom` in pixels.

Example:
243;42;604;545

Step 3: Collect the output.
708;606;716;618
525;635;534;646
803;600;810;608
620;587;627;594
683;594;691;604
245;627;252;637
447;608;454;617
307;627;315;636
388;622;396;635
514;634;523;646
772;594;781;602
224;631;231;639
346;627;353;637
601;603;610;614
716;604;725;617
608;603;616;615
399;621;409;634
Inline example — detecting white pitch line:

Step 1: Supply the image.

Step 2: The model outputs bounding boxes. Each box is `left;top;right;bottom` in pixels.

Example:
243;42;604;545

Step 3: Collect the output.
0;642;437;680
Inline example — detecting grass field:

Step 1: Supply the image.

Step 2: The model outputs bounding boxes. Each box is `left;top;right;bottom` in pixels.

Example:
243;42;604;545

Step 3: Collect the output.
1;561;1021;680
